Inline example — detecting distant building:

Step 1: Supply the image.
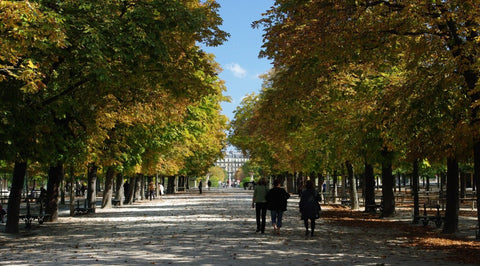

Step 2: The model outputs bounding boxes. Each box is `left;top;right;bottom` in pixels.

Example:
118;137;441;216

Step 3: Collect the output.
214;148;249;186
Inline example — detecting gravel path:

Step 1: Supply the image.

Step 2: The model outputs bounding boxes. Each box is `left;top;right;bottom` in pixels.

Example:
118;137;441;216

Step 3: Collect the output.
0;189;474;265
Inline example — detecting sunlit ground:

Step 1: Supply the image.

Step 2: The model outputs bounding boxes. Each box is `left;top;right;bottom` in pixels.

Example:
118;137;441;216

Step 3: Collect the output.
0;189;476;265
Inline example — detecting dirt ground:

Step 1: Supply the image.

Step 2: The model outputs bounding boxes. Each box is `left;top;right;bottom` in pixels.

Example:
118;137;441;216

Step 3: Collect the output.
0;189;479;265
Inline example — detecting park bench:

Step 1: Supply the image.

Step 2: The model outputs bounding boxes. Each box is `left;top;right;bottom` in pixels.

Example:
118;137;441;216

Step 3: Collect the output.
413;203;443;228
365;196;383;214
74;199;92;215
111;199;121;206
460;197;477;210
340;199;350;206
19;198;50;228
365;203;383;213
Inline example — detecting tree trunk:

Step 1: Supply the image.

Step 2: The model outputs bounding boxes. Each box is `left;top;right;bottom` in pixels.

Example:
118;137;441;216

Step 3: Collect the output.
115;173;124;206
140;174;145;200
87;163;97;213
364;162;376;212
412;159;420;224
286;173;294;193
474;141;480;239
155;173;159;198
5;161;27;234
60;175;65;205
345;161;359;210
332;170;338;203
381;149;395;217
46;163;63;222
69;166;75;216
443;157;459;234
341;170;347;198
134;174;142;201
460;172;466;200
167;176;175;194
101;166;115;208
125;176;135;204
425;176;430;191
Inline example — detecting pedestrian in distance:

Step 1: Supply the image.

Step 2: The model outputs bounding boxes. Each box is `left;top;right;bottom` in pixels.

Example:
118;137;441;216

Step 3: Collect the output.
252;177;268;234
207;180;212;191
266;179;290;235
148;181;155;200
299;180;322;237
198;180;203;194
39;187;47;207
159;183;164;196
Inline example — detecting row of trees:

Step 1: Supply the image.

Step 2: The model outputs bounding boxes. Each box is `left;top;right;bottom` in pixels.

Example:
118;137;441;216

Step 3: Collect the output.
229;0;480;236
1;0;229;233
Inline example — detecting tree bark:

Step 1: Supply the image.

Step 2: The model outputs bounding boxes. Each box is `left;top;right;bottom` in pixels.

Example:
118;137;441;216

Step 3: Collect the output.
115;173;124;206
155;173;159;198
474;141;480;239
69;166;75;216
167;176;175;194
364;162;376;212
60;175;65;205
101;166;115;208
381;149;395;217
341;169;347;198
87;163;97;213
460;172;466;200
443;157;459;234
125;176;135;204
412;159;420;224
5;161;27;234
286;173;294;193
345;161;359;210
140;174;145;200
46;163;63;222
332;170;338;203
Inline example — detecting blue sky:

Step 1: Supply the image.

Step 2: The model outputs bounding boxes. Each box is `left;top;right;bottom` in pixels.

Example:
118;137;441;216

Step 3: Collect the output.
203;0;274;121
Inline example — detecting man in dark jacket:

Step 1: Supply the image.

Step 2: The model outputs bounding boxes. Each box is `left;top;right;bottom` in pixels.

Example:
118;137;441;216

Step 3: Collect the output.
266;179;290;235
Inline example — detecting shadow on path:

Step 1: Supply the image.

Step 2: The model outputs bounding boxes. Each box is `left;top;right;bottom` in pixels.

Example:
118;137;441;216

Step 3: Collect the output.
0;189;471;265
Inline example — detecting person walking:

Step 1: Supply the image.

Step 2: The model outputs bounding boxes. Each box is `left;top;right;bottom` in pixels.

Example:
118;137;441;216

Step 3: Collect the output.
266;179;290;235
159;183;164;196
251;178;268;234
299;180;322;237
198;180;203;194
148;181;155;200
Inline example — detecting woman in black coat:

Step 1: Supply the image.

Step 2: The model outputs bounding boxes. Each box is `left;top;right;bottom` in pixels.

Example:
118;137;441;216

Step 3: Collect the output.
299;180;321;237
266;179;290;235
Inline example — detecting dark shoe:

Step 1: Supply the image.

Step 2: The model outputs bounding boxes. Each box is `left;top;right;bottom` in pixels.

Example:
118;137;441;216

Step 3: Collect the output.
256;229;260;233
261;231;264;234
305;230;309;236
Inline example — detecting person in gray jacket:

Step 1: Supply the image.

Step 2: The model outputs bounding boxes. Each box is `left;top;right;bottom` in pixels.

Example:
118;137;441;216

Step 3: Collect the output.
252;178;268;234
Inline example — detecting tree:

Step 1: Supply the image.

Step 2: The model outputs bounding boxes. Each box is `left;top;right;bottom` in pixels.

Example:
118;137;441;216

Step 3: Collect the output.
1;0;229;232
249;0;480;229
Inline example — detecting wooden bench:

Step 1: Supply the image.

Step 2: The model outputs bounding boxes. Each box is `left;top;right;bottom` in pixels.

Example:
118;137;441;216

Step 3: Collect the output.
460;198;477;210
341;199;350;206
19;199;50;228
413;203;443;228
74;199;92;215
19;214;50;228
365;204;382;213
112;199;121;206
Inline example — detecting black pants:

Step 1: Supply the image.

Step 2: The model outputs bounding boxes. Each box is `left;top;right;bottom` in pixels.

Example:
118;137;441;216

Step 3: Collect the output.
304;218;315;232
255;202;268;232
